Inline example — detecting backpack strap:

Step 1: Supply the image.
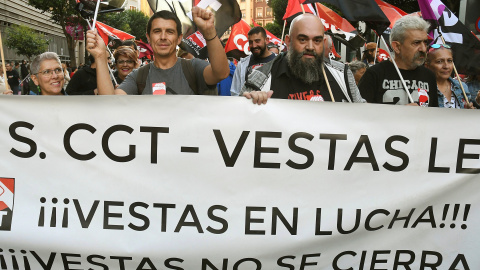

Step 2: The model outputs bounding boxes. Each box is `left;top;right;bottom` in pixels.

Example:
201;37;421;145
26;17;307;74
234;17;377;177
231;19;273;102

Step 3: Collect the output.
136;64;151;95
343;63;353;101
180;58;199;95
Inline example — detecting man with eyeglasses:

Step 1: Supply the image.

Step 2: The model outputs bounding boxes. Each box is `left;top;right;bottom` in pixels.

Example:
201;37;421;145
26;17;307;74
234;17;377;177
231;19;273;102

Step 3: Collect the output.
5;63;20;95
358;15;438;107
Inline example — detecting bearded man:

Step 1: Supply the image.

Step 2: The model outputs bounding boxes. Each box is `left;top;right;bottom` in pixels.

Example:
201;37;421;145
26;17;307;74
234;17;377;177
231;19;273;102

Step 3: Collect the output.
240;14;363;104
230;26;276;96
358;15;438;106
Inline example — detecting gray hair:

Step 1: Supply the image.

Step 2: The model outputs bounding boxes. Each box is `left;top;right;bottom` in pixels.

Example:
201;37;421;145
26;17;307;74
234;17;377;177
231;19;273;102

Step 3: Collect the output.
324;34;333;49
31;52;61;75
348;60;367;74
390;15;430;45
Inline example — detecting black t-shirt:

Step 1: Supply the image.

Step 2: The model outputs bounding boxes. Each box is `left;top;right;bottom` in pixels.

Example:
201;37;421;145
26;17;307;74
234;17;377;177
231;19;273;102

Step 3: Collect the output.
358;60;438;107
269;54;348;102
6;70;19;87
245;53;276;81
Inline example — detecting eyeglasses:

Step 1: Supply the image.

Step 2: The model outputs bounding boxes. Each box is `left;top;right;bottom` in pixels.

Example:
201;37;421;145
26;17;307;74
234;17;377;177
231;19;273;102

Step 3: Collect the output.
36;68;64;78
428;43;451;52
117;60;135;65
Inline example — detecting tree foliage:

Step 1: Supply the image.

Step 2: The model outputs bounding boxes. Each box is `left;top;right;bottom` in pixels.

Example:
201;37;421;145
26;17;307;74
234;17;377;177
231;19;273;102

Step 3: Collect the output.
28;0;84;66
5;25;50;61
264;23;282;38
99;10;150;42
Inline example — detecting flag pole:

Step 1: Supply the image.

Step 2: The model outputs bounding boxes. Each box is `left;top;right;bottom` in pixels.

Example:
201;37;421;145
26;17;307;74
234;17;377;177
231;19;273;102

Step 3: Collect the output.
91;0;102;30
301;3;305;14
380;35;414;103
373;36;380;65
85;19;118;86
280;20;287;44
438;35;470;104
322;65;335;102
0;31;10;90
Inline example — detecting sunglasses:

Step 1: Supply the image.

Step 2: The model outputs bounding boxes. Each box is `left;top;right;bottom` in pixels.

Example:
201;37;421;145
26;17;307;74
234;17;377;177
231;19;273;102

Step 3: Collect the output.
428;43;451;52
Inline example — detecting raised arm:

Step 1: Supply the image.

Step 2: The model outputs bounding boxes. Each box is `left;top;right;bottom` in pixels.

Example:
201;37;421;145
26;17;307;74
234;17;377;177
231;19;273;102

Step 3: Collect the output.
86;30;126;95
192;7;229;85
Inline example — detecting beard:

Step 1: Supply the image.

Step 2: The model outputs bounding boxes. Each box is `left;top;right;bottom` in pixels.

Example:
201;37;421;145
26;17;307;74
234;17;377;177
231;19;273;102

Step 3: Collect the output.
412;51;427;67
287;47;324;84
251;45;267;58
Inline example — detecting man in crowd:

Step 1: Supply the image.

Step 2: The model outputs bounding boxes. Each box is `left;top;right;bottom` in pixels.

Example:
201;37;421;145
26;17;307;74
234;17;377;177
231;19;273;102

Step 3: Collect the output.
5;62;20;95
241;14;363;104
86;7;229;95
66;55;100;95
267;43;280;55
230;26;276;96
358;15;438;106
362;42;378;67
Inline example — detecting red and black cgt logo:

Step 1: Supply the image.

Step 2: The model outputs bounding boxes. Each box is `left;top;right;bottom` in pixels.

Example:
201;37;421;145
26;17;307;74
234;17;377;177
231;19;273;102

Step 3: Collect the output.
0;178;15;231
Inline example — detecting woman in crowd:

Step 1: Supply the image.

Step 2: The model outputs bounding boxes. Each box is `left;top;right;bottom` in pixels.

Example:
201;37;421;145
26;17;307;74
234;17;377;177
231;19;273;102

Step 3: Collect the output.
425;44;476;109
113;46;137;85
30;52;66;95
348;61;367;85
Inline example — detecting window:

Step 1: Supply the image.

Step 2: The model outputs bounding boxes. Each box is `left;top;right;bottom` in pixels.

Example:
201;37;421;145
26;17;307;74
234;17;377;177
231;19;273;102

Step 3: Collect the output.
129;6;137;11
266;7;272;17
256;0;263;2
241;10;246;18
256;7;263;18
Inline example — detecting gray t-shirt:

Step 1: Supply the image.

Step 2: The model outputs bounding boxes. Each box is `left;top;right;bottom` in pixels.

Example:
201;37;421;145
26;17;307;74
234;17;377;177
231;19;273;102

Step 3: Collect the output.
119;58;210;95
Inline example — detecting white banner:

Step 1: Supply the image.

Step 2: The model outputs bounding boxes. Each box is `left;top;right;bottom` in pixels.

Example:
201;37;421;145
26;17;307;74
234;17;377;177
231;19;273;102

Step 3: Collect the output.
0;96;478;270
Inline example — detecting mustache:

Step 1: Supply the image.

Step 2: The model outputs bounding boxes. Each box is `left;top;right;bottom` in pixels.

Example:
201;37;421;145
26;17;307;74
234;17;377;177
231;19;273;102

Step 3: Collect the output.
301;50;317;57
414;51;427;58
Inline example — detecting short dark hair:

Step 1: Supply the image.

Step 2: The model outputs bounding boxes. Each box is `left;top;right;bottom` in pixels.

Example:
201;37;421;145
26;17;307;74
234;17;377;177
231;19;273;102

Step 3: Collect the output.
122;40;138;51
248;26;267;38
146;10;182;36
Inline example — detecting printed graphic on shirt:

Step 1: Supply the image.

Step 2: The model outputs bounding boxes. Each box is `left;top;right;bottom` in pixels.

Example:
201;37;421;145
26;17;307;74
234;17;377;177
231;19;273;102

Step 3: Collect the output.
289;90;325;101
152;82;166;95
382;79;430;105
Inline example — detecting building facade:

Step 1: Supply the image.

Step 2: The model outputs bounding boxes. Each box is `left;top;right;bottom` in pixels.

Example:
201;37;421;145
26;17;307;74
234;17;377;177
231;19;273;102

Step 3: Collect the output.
0;0;78;64
238;0;273;26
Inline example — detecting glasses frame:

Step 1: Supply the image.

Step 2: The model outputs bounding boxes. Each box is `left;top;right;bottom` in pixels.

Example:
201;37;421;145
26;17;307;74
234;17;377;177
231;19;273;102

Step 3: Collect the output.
35;68;64;78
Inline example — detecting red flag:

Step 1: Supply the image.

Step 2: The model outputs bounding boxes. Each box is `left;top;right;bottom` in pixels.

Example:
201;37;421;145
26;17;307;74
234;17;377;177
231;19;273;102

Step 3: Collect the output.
96;21;135;47
283;0;314;22
315;3;355;32
136;40;153;59
376;48;390;62
225;19;252;60
374;0;407;28
252;21;285;50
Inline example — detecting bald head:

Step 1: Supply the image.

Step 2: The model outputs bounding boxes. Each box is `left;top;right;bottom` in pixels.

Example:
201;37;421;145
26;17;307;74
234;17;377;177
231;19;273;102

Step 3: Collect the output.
289;13;324;37
285;13;325;84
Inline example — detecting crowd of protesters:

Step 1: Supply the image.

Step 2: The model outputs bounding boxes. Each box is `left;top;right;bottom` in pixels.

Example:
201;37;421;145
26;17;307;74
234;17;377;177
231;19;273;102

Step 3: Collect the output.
1;7;479;109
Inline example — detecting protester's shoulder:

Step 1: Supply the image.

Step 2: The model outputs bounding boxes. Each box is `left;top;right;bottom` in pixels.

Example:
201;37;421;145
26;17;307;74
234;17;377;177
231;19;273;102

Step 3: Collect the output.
239;55;252;63
328;59;346;71
190;57;209;70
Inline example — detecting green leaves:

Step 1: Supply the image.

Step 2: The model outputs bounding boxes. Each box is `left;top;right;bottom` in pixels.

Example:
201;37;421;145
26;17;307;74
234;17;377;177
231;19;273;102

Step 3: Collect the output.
5;25;49;61
99;10;149;42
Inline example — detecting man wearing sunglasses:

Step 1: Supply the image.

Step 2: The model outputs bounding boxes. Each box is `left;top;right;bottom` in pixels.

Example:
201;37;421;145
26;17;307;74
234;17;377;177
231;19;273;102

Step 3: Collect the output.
358;16;438;107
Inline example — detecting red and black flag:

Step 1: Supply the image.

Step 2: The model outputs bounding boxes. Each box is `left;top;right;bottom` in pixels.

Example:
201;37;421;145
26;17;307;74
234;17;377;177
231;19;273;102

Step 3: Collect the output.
283;0;315;22
419;0;480;75
96;21;135;48
374;0;406;29
305;0;390;35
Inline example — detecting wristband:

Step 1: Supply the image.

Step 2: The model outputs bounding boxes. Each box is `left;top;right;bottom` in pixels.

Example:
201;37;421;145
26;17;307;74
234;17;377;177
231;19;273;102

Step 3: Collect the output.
205;34;217;42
